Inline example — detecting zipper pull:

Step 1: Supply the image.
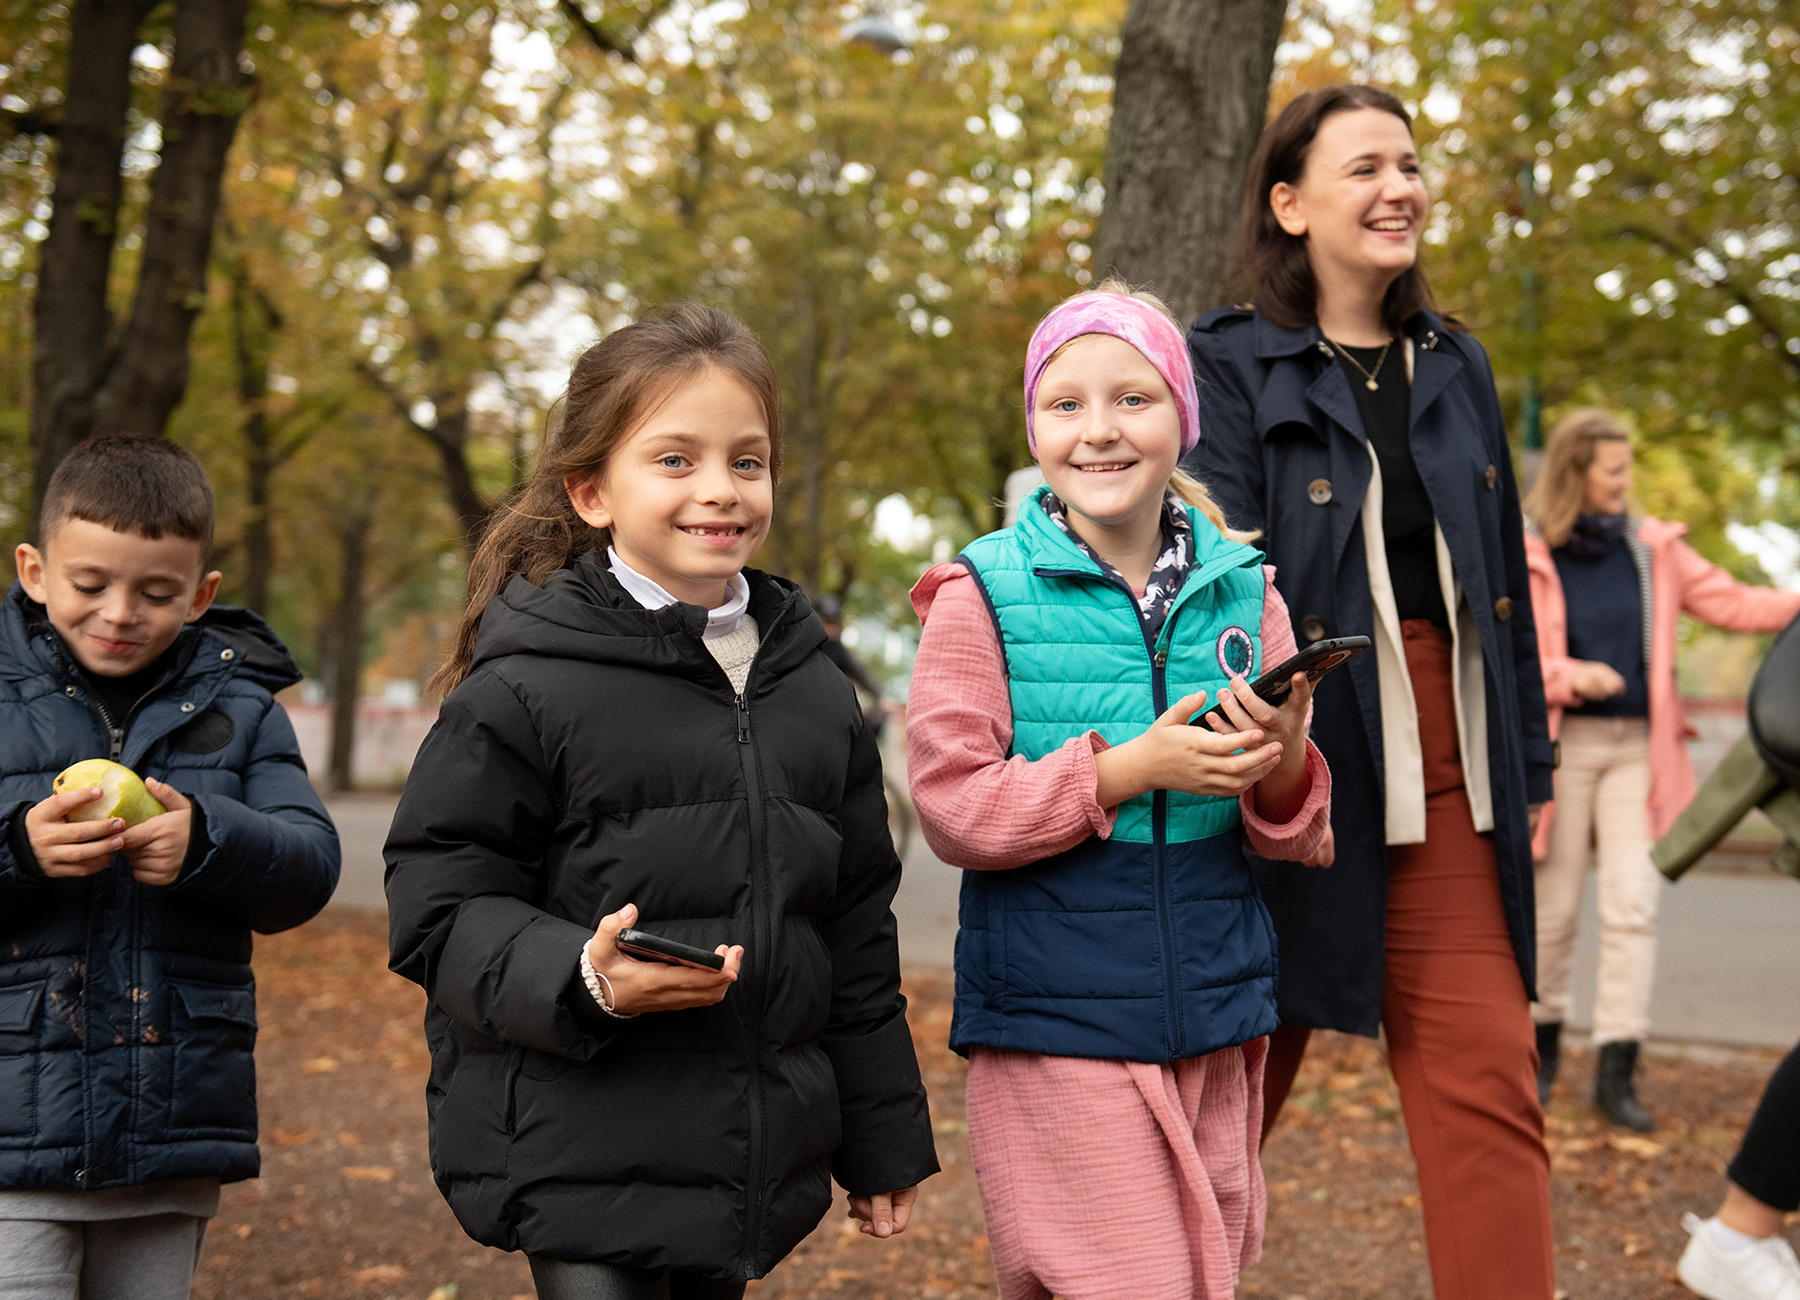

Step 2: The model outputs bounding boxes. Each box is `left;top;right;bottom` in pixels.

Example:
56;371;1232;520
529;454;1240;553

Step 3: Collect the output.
1153;651;1168;669
736;694;750;744
108;728;125;761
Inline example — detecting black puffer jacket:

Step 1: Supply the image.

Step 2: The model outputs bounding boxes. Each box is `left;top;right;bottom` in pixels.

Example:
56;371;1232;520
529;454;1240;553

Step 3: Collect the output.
0;585;341;1191
384;555;938;1278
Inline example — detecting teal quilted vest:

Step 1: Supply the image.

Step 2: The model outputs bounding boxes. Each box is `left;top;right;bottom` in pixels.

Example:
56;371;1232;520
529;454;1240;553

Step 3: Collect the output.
949;486;1281;1063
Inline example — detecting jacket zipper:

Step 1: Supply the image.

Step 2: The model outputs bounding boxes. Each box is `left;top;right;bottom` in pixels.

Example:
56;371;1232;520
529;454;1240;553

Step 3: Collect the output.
734;687;768;1276
1040;563;1193;1058
1149;633;1185;1060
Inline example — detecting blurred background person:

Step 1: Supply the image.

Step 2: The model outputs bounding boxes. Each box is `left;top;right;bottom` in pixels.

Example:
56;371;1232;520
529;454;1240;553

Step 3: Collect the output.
1524;409;1800;1130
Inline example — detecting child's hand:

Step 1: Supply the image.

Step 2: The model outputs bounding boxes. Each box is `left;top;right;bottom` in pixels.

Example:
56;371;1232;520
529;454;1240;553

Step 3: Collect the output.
848;1185;918;1239
585;903;744;1015
119;779;193;887
1205;674;1316;825
23;787;123;878
1094;690;1284;808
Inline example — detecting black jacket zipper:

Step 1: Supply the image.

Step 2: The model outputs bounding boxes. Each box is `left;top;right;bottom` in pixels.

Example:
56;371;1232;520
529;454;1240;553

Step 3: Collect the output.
734;686;768;1276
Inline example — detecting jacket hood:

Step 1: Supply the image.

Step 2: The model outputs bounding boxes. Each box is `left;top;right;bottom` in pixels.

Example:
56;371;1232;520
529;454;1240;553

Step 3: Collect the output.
468;550;826;685
1;582;302;692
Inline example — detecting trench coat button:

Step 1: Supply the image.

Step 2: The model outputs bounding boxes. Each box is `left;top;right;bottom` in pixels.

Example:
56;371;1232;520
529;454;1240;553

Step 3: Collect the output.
1307;478;1332;506
180;701;196;713
65;685;77;696
1300;615;1328;643
1493;596;1514;622
220;648;236;662
1485;464;1498;490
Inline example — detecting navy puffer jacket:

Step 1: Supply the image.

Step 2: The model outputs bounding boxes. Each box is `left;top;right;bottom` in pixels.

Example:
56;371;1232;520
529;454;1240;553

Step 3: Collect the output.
0;584;341;1191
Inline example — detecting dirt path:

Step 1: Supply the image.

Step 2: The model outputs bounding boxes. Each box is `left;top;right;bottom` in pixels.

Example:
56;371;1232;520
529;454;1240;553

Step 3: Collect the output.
194;912;1791;1299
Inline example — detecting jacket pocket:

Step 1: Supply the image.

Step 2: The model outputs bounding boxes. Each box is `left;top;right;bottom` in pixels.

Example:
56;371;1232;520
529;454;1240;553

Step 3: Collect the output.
166;982;258;1137
0;983;44;1141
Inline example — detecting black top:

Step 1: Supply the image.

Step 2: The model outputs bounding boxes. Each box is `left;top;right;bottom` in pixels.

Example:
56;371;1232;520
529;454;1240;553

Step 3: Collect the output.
1553;531;1648;717
1338;340;1450;629
77;646;184;734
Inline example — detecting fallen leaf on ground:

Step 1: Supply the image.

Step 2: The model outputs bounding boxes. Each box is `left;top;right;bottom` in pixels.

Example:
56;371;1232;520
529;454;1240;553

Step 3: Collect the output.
300;1057;338;1074
348;1263;407;1284
342;1165;395;1182
1607;1134;1667;1158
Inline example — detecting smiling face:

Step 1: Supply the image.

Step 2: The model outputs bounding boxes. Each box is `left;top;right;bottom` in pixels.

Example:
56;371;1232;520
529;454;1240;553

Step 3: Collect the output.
1270;107;1427;311
16;518;220;677
567;365;774;609
1032;333;1182;541
1582;438;1634;515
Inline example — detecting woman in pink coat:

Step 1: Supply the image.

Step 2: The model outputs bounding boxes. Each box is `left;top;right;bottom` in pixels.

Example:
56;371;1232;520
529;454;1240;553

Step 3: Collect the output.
1525;409;1800;1130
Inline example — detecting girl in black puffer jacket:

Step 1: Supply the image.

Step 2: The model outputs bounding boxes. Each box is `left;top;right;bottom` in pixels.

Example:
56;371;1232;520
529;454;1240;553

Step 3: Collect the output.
384;303;937;1299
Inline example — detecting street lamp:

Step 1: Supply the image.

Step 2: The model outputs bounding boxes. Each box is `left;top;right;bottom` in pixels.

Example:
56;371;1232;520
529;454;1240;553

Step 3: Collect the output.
843;7;910;54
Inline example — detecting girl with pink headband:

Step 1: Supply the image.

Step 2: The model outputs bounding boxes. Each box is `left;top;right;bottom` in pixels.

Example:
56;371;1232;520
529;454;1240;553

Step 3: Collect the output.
906;280;1333;1299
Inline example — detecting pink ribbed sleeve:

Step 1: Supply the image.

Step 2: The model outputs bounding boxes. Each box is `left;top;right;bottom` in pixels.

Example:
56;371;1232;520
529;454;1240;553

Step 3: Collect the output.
906;563;1116;872
905;562;1330;872
1241;571;1332;861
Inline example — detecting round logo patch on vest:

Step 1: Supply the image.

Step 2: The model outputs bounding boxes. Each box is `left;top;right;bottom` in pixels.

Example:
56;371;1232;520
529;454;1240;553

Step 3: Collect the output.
1215;626;1255;679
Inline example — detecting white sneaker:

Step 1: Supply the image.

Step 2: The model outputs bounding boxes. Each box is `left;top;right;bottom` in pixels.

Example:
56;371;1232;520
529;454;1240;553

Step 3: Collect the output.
1679;1213;1800;1300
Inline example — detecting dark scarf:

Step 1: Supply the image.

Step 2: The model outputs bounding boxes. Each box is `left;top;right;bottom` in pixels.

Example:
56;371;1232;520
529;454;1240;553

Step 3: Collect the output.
1563;511;1629;560
1042;491;1194;641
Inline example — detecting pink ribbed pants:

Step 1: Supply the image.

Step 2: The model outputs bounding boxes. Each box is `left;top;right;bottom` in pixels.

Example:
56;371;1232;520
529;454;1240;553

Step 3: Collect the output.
966;1039;1267;1300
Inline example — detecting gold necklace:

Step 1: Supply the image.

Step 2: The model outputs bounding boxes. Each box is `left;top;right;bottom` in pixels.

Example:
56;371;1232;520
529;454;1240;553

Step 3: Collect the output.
1326;335;1395;391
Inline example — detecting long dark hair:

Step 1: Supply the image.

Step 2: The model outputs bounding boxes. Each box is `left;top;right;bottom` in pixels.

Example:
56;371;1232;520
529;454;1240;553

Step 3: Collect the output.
1234;84;1447;334
431;302;782;696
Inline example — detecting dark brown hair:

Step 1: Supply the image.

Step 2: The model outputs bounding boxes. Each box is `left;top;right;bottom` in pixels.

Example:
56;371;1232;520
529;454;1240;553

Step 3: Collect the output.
431;301;782;696
40;435;216;566
1524;409;1634;547
1235;84;1446;335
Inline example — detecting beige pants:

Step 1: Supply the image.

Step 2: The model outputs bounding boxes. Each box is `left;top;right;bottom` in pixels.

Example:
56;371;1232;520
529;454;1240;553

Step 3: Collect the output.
1532;715;1662;1044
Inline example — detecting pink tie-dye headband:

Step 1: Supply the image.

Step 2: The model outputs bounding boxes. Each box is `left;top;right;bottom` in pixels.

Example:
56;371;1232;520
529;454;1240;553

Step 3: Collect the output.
1023;292;1201;458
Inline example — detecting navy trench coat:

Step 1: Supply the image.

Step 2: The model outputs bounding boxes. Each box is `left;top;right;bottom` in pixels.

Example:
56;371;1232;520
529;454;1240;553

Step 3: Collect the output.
1182;306;1555;1037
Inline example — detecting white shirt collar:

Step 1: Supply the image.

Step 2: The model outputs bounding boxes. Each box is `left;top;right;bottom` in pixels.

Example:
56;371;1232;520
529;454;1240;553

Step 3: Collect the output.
606;547;750;640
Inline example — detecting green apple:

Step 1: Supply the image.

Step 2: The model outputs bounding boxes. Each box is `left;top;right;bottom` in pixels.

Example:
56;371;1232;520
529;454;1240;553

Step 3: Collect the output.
53;759;167;828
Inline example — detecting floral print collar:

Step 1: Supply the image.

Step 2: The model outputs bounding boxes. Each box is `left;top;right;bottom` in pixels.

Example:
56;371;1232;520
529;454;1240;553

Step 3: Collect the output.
1041;491;1194;638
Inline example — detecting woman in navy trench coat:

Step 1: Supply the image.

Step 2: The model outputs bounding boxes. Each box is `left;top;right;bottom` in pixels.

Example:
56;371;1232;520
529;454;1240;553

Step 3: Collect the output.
1183;86;1557;1299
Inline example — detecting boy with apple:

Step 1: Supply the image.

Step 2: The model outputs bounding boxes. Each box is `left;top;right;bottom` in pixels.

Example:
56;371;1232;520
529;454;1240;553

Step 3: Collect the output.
0;436;339;1298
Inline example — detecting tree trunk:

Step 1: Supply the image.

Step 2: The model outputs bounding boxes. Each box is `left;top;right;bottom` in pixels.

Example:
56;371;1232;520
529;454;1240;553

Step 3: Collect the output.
426;402;490;561
29;0;154;524
29;0;251;526
227;261;276;612
326;498;374;793
1093;0;1289;323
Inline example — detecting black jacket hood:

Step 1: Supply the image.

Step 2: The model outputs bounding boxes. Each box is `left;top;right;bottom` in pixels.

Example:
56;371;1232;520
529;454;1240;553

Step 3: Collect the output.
469;550;826;686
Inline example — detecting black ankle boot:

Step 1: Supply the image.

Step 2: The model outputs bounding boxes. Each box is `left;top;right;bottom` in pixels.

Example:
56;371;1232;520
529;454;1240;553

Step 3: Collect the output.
1535;1021;1561;1107
1595;1039;1654;1132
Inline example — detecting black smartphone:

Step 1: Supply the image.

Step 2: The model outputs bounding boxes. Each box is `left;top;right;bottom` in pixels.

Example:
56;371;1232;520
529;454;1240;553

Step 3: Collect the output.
615;927;727;972
1189;635;1372;730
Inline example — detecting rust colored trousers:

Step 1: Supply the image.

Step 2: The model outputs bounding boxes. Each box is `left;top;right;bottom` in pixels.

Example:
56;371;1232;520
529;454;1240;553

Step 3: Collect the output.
1263;622;1556;1299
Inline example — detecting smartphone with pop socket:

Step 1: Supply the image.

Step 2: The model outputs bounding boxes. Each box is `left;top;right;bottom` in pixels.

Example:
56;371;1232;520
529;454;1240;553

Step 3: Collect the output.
1190;636;1371;731
615;927;727;972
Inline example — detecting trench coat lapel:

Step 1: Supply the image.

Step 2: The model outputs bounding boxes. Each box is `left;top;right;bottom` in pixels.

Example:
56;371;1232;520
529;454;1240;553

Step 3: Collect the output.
1305;362;1376;580
1407;334;1465;435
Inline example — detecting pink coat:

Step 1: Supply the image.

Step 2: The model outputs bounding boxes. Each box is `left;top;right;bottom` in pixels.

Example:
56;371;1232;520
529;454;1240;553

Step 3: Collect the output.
1526;516;1800;857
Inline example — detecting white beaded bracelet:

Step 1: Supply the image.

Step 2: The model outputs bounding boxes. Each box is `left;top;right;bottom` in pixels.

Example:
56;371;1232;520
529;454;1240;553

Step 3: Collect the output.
579;947;638;1020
